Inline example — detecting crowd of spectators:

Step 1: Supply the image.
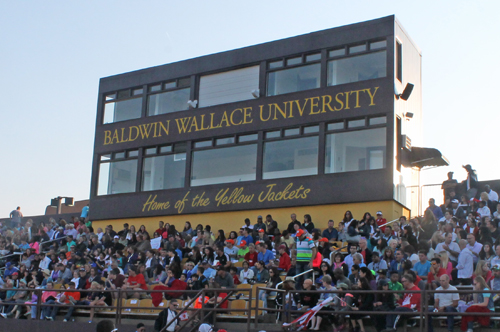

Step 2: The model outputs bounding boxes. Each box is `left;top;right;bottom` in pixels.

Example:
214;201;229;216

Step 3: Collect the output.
0;181;500;332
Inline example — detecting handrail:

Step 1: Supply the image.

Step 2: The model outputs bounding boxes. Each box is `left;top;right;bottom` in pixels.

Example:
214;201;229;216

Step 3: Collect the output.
275;268;314;288
39;236;70;252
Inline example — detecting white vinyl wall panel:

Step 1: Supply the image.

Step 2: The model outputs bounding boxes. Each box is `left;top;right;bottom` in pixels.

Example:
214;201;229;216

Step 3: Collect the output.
199;66;259;107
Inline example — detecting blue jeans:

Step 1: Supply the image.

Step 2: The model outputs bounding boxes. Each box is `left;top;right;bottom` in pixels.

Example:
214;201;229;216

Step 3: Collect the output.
429;306;457;332
295;262;310;289
258;290;277;314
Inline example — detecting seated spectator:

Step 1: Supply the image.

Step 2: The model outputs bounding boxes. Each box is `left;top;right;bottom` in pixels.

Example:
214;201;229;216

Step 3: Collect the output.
311;275;340;331
359;266;377;290
297;278;318;311
350;277;374;332
331;252;349;276
228;267;240;285
122;266;148;299
258;267;281;313
239;261;254;284
412;250;431;281
472;260;492;284
322;220;338;241
461;276;494;332
244;243;258;267
427;257;447;290
253;260;270;284
373;279;396;332
316;261;335;286
368;252;388;273
277;245;291;272
214;268;234;289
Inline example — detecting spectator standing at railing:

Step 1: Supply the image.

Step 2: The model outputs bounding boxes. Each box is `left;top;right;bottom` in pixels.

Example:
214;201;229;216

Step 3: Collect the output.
456;239;474;285
9;207;23;228
294;229;316;289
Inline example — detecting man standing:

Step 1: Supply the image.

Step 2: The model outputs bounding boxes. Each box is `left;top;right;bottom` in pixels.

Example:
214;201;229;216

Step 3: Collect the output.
456;239;473;285
376;211;387;232
322;220;338;241
154;299;180;331
294;229;316;289
465;233;482;264
9;207;23;228
432;274;459;332
442;172;458;202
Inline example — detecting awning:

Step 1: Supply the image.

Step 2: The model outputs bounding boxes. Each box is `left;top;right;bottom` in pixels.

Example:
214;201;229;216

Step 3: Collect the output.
409;147;449;168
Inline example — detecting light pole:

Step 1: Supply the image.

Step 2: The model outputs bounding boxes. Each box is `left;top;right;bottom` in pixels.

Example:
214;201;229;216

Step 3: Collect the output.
50;196;74;214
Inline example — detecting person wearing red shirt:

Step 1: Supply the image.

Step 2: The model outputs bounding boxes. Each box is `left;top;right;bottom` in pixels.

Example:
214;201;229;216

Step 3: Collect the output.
427;257;448;288
385;274;425;331
155;220;165;237
376;211;387;232
277;245;291;272
244;243;258;267
123;267;148;299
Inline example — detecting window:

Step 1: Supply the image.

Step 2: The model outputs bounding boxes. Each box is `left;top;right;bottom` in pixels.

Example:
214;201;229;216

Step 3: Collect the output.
198;66;259;107
327;51;386;86
325;127;386;173
349;44;366;54
370;40;387;50
263;136;318;179
147;78;190;116
98;159;138;195
396;40;403;82
142;154;186;191
191;144;257;186
369;116;387;125
103;88;143;124
267;63;321;96
328;122;344;131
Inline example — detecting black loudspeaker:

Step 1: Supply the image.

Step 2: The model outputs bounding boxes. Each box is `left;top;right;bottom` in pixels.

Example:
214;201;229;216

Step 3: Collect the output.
64;197;74;206
400;83;414;100
50;198;58;207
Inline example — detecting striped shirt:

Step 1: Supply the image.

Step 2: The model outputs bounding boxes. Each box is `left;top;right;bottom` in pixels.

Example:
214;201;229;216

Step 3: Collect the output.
296;237;315;262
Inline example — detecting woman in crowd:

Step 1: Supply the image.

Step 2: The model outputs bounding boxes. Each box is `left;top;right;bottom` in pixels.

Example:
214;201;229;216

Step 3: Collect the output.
239;260;254;284
479;242;495;266
350;277;374;332
331;252;348;276
373;279;396;332
316;261;335;285
359;267;377;290
201;247;215;266
437;251;453;277
461;276;494;332
473;260;492;284
372;238;388;254
215;230;226;247
403;245;419;265
254;260;270;283
402;225;418;250
310;275;339;331
258;267;281;313
343;211;354;228
420;210;438;242
382;247;395;265
182;221;195;237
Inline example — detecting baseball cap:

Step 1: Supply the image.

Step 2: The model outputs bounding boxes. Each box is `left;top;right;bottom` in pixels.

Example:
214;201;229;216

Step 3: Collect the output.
5;262;12;268
79;267;86;272
258;229;264;233
318;238;329;243
451;199;459;204
257;215;262;219
239;240;247;246
492;264;500;271
113;235;119;239
12;272;18;276
226;239;235;245
296;229;306;237
337;282;349;290
376;211;382;215
278;244;287;251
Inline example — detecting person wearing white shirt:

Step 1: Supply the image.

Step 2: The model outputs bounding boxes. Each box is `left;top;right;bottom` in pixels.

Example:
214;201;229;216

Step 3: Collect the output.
96;228;104;242
485;185;499;202
432;275;459;331
490;246;500;267
435;233;460;263
39;253;52;270
466;233;483;264
477;201;491;218
457;239;474;284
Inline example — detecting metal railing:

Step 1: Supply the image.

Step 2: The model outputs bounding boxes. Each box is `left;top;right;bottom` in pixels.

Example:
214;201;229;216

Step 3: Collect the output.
39;236;70;253
275;269;315;289
0;286;498;331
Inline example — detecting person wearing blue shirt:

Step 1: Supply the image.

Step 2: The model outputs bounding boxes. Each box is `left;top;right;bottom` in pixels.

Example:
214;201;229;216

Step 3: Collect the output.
240;228;254;246
389;250;406;274
322;220;339;241
426;198;444;220
412;250;431;280
256;243;274;267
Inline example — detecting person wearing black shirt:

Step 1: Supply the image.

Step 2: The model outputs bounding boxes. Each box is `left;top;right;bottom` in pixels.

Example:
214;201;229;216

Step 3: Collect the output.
166;248;181;270
214;246;229;270
287;213;302;234
193;267;209;290
297;279;319;310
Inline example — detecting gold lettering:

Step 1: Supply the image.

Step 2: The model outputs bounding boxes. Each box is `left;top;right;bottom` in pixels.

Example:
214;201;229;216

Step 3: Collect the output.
111;130;120;144
365;87;379;106
230;109;243;125
104;130;112;145
188;116;199;132
334;93;344;111
345;91;350;110
259;105;272;122
199;115;210;131
272;103;287;120
139;123;154;139
294;99;308;116
152;122;158;138
175;117;192;134
209;113;221;129
219;111;230;127
174;191;190;214
350;89;363;108
128;126;139;142
158;120;170;136
242;107;253;124
258;184;276;202
308;97;320;115
120;127;129;143
322;95;334;113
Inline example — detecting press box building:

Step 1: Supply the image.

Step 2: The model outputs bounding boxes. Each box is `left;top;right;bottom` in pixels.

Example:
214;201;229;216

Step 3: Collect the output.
89;15;448;232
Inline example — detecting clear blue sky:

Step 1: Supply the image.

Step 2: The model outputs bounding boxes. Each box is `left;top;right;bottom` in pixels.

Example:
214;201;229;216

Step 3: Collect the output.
1;1;499;216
